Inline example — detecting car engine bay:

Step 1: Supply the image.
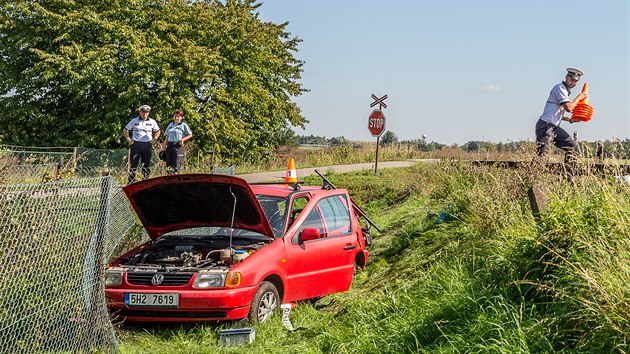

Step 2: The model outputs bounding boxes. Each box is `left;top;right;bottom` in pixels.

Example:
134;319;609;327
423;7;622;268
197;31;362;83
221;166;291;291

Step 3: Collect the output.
118;238;269;271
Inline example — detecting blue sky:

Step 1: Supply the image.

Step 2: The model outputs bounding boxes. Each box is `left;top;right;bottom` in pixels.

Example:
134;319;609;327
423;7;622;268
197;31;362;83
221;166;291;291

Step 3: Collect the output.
257;0;629;144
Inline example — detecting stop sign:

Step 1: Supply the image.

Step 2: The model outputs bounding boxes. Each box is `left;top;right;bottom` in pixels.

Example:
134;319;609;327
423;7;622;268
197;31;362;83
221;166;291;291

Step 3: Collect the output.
368;109;386;137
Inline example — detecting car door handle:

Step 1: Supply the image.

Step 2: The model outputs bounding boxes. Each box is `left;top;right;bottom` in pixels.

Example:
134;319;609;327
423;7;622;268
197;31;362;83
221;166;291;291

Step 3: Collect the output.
344;244;357;250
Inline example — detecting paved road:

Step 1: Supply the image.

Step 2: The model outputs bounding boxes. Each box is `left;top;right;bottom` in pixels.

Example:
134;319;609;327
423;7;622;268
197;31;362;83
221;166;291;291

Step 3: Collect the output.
237;159;438;183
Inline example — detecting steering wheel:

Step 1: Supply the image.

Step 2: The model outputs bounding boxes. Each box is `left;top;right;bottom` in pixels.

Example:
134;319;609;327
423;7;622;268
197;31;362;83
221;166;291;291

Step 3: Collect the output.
268;210;285;236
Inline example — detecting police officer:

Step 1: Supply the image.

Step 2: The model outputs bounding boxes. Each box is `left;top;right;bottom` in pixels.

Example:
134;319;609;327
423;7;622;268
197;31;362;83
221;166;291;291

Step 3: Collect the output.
596;140;605;161
123;105;161;184
162;109;192;174
535;68;589;163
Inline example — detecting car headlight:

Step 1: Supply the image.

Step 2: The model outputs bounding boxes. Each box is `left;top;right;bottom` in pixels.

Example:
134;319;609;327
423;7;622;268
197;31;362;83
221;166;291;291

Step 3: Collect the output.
105;270;123;287
194;272;227;288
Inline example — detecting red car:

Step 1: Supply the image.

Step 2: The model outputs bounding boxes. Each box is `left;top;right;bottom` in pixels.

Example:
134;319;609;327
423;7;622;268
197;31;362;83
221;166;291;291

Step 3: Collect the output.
105;173;374;322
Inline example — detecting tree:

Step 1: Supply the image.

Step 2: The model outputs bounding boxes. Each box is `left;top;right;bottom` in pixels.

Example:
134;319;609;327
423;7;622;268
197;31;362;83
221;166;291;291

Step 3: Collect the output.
329;136;347;146
466;141;480;152
380;130;398;145
276;127;299;147
0;0;306;162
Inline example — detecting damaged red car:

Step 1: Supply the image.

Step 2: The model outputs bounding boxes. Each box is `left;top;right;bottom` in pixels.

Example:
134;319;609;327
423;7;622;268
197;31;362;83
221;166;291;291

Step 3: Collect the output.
104;173;375;322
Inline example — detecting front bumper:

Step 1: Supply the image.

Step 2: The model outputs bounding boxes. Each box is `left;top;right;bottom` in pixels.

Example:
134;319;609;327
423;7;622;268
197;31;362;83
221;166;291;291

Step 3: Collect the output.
105;285;257;322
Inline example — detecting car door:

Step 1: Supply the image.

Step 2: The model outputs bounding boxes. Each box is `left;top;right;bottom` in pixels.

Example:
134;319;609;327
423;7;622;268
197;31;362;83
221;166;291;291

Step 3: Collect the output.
284;193;356;302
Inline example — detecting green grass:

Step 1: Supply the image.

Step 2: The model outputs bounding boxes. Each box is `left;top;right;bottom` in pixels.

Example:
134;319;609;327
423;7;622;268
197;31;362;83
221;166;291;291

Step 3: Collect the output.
116;161;630;353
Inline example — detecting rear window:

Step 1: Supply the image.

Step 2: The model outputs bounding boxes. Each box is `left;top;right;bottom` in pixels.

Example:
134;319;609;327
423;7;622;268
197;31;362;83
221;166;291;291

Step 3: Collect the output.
318;195;351;236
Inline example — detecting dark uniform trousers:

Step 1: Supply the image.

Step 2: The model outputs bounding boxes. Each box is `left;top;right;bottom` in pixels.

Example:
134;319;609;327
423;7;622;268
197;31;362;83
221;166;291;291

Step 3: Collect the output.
128;141;153;184
535;119;577;163
165;141;185;174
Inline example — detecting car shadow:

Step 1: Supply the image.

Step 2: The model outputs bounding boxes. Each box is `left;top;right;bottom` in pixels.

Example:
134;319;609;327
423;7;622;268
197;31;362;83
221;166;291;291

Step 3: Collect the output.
112;316;249;341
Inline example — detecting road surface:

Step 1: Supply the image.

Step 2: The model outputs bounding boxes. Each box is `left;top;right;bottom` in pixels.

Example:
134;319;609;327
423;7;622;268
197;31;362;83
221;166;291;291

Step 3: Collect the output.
237;159;438;183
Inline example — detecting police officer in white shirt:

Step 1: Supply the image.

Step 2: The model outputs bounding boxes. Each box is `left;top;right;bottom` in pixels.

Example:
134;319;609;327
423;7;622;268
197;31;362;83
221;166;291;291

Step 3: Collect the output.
162;109;193;175
123;105;161;184
535;67;589;163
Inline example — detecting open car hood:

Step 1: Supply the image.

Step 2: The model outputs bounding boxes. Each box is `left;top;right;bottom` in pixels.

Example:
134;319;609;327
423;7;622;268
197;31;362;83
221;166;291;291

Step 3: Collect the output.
122;174;275;240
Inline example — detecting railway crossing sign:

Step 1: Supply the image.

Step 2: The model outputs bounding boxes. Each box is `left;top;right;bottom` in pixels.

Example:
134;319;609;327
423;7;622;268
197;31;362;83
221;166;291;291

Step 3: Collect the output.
370;94;388;109
369;93;388;174
368;109;386;137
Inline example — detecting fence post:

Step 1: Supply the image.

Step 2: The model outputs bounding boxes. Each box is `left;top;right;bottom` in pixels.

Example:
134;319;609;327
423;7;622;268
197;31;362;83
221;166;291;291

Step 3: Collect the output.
55;162;61;180
88;171;111;347
528;183;548;220
94;171;110;290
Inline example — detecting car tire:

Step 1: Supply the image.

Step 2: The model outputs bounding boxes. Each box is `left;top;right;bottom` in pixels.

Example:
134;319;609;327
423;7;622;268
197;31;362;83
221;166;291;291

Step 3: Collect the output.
248;281;280;323
354;260;364;276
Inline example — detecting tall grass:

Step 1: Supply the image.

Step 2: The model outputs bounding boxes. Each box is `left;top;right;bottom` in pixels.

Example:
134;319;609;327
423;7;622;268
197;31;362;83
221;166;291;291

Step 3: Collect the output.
117;161;630;353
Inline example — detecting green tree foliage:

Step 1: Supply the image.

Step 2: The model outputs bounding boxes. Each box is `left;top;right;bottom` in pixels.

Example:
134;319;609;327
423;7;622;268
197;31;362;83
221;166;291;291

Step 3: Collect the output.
299;134;329;145
401;138;446;151
329;136;347;146
276;127;299;147
0;0;306;162
466;141;480;152
379;130;398;145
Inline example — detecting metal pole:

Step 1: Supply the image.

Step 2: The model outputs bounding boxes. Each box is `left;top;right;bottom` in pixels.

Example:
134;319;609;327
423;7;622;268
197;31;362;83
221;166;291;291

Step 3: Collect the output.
94;171;110;292
374;136;380;173
375;102;383;174
86;171;111;348
55;162;61;180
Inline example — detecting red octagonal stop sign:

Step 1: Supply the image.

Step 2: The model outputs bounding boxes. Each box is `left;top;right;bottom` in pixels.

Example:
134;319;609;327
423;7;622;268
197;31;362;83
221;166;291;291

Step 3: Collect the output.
368;109;386;137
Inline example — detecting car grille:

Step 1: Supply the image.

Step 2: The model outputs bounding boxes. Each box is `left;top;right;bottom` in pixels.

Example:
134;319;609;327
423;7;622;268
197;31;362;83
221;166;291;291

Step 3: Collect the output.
115;309;228;319
126;272;194;286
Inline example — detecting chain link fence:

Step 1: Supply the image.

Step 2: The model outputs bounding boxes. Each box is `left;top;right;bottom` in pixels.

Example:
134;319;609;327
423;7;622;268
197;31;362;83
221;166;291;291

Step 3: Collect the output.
0;145;217;184
0;175;145;353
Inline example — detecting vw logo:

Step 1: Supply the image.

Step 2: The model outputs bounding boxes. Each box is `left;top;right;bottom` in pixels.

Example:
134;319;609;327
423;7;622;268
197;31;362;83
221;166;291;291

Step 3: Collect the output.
151;274;164;286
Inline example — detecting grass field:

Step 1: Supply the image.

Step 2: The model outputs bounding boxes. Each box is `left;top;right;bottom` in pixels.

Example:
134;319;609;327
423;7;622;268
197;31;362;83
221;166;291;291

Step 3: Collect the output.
3;141;600;185
115;162;630;353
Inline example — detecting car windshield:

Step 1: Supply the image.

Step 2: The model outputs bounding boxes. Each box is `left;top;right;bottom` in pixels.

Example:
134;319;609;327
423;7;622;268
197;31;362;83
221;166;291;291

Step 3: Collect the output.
162;227;270;241
256;195;288;238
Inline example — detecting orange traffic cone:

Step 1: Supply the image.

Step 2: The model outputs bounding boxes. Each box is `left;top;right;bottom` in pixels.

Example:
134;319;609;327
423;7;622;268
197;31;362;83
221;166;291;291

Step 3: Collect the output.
285;158;297;184
582;82;589;98
572;83;594;122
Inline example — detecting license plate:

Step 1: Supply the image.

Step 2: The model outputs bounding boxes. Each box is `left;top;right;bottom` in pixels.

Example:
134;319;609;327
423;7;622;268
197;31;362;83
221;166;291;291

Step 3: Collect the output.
124;293;179;308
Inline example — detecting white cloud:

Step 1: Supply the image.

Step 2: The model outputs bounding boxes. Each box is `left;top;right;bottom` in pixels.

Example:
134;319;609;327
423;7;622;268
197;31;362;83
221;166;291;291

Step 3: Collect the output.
483;84;501;92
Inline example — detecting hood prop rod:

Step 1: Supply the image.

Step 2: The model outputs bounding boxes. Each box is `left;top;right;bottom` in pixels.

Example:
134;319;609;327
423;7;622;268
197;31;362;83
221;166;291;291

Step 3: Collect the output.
228;184;237;251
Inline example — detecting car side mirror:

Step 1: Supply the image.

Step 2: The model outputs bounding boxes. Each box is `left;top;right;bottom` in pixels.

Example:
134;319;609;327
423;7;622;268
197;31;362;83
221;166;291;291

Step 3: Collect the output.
300;227;321;242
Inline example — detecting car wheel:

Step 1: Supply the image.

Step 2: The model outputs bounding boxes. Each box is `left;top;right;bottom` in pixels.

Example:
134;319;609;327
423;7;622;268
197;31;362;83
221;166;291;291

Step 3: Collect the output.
354;260;364;276
248;281;279;323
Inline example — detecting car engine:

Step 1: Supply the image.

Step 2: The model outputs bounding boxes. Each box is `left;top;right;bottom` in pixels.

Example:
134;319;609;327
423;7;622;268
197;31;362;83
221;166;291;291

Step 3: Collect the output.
120;242;266;271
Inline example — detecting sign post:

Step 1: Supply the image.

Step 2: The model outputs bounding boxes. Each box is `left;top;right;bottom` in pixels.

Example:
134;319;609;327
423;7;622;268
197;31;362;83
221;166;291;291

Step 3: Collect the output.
368;94;387;173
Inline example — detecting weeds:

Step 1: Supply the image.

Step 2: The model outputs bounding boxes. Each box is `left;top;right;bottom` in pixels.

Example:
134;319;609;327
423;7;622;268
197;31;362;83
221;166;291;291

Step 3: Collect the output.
113;161;630;353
